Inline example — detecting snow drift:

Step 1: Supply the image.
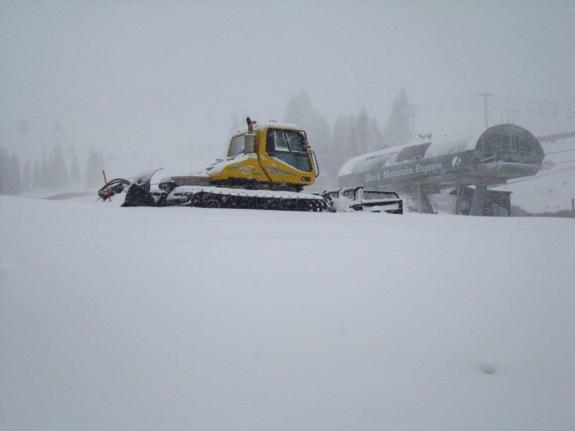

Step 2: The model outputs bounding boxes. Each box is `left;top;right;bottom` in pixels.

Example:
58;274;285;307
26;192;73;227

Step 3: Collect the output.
1;195;574;431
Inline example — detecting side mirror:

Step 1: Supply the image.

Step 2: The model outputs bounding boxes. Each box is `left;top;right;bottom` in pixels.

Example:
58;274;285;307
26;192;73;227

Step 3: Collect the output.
244;134;256;154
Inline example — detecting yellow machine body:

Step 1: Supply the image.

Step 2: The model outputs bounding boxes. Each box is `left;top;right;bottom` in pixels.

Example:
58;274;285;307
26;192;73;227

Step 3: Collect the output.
207;123;317;191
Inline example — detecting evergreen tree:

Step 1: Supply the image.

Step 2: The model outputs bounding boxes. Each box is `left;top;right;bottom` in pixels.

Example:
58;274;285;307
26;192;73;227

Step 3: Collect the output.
285;90;332;145
281;91;386;187
50;146;68;189
0;147;8;193
332;115;354;172
33;160;41;189
354;108;370;156
40;148;49;188
12;155;21;194
85;148;104;187
331;110;383;175
0;150;21;194
4;154;22;194
285;91;313;127
382;88;413;147
368;118;384;152
22;159;31;191
69;151;81;183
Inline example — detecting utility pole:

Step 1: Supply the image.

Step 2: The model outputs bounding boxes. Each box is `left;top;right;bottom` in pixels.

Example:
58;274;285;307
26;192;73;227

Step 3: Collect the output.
478;93;494;128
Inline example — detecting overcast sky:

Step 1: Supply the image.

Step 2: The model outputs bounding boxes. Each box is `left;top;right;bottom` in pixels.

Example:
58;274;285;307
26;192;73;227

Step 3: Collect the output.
1;0;574;165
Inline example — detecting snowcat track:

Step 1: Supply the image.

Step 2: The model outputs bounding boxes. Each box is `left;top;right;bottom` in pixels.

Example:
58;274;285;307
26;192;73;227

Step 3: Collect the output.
165;186;329;212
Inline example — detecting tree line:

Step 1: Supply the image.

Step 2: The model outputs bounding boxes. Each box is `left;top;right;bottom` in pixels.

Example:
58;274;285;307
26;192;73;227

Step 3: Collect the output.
283;89;413;189
3;89;413;194
0;146;105;195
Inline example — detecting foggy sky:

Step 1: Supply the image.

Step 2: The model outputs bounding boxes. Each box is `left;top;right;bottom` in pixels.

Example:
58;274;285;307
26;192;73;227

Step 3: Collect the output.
1;0;574;167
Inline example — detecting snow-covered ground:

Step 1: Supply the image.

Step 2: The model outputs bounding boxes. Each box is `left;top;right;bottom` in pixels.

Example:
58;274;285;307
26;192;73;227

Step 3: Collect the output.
504;137;575;213
1;195;574;431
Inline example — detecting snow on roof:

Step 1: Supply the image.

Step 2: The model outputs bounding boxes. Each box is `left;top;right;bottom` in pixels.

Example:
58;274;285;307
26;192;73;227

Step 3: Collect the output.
339;128;485;177
233;121;302;135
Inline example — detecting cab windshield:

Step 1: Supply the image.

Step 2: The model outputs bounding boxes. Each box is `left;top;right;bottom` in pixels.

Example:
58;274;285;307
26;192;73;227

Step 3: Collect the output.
266;129;312;172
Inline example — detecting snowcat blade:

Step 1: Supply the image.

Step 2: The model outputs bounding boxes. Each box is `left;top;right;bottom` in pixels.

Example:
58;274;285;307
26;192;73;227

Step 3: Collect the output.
122;183;157;207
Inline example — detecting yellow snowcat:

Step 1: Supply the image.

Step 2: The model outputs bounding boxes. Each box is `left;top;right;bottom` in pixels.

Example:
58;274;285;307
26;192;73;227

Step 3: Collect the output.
99;118;329;211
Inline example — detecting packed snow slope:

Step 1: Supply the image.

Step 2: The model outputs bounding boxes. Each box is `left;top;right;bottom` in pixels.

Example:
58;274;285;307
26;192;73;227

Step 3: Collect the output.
504;136;575;213
1;195;574;431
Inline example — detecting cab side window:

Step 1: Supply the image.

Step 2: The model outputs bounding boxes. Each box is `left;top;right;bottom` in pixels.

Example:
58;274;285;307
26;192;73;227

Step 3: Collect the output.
266;131;276;156
228;135;244;157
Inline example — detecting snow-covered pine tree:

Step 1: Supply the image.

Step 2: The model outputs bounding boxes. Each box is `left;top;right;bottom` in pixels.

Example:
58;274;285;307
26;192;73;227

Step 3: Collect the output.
382;88;413;147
